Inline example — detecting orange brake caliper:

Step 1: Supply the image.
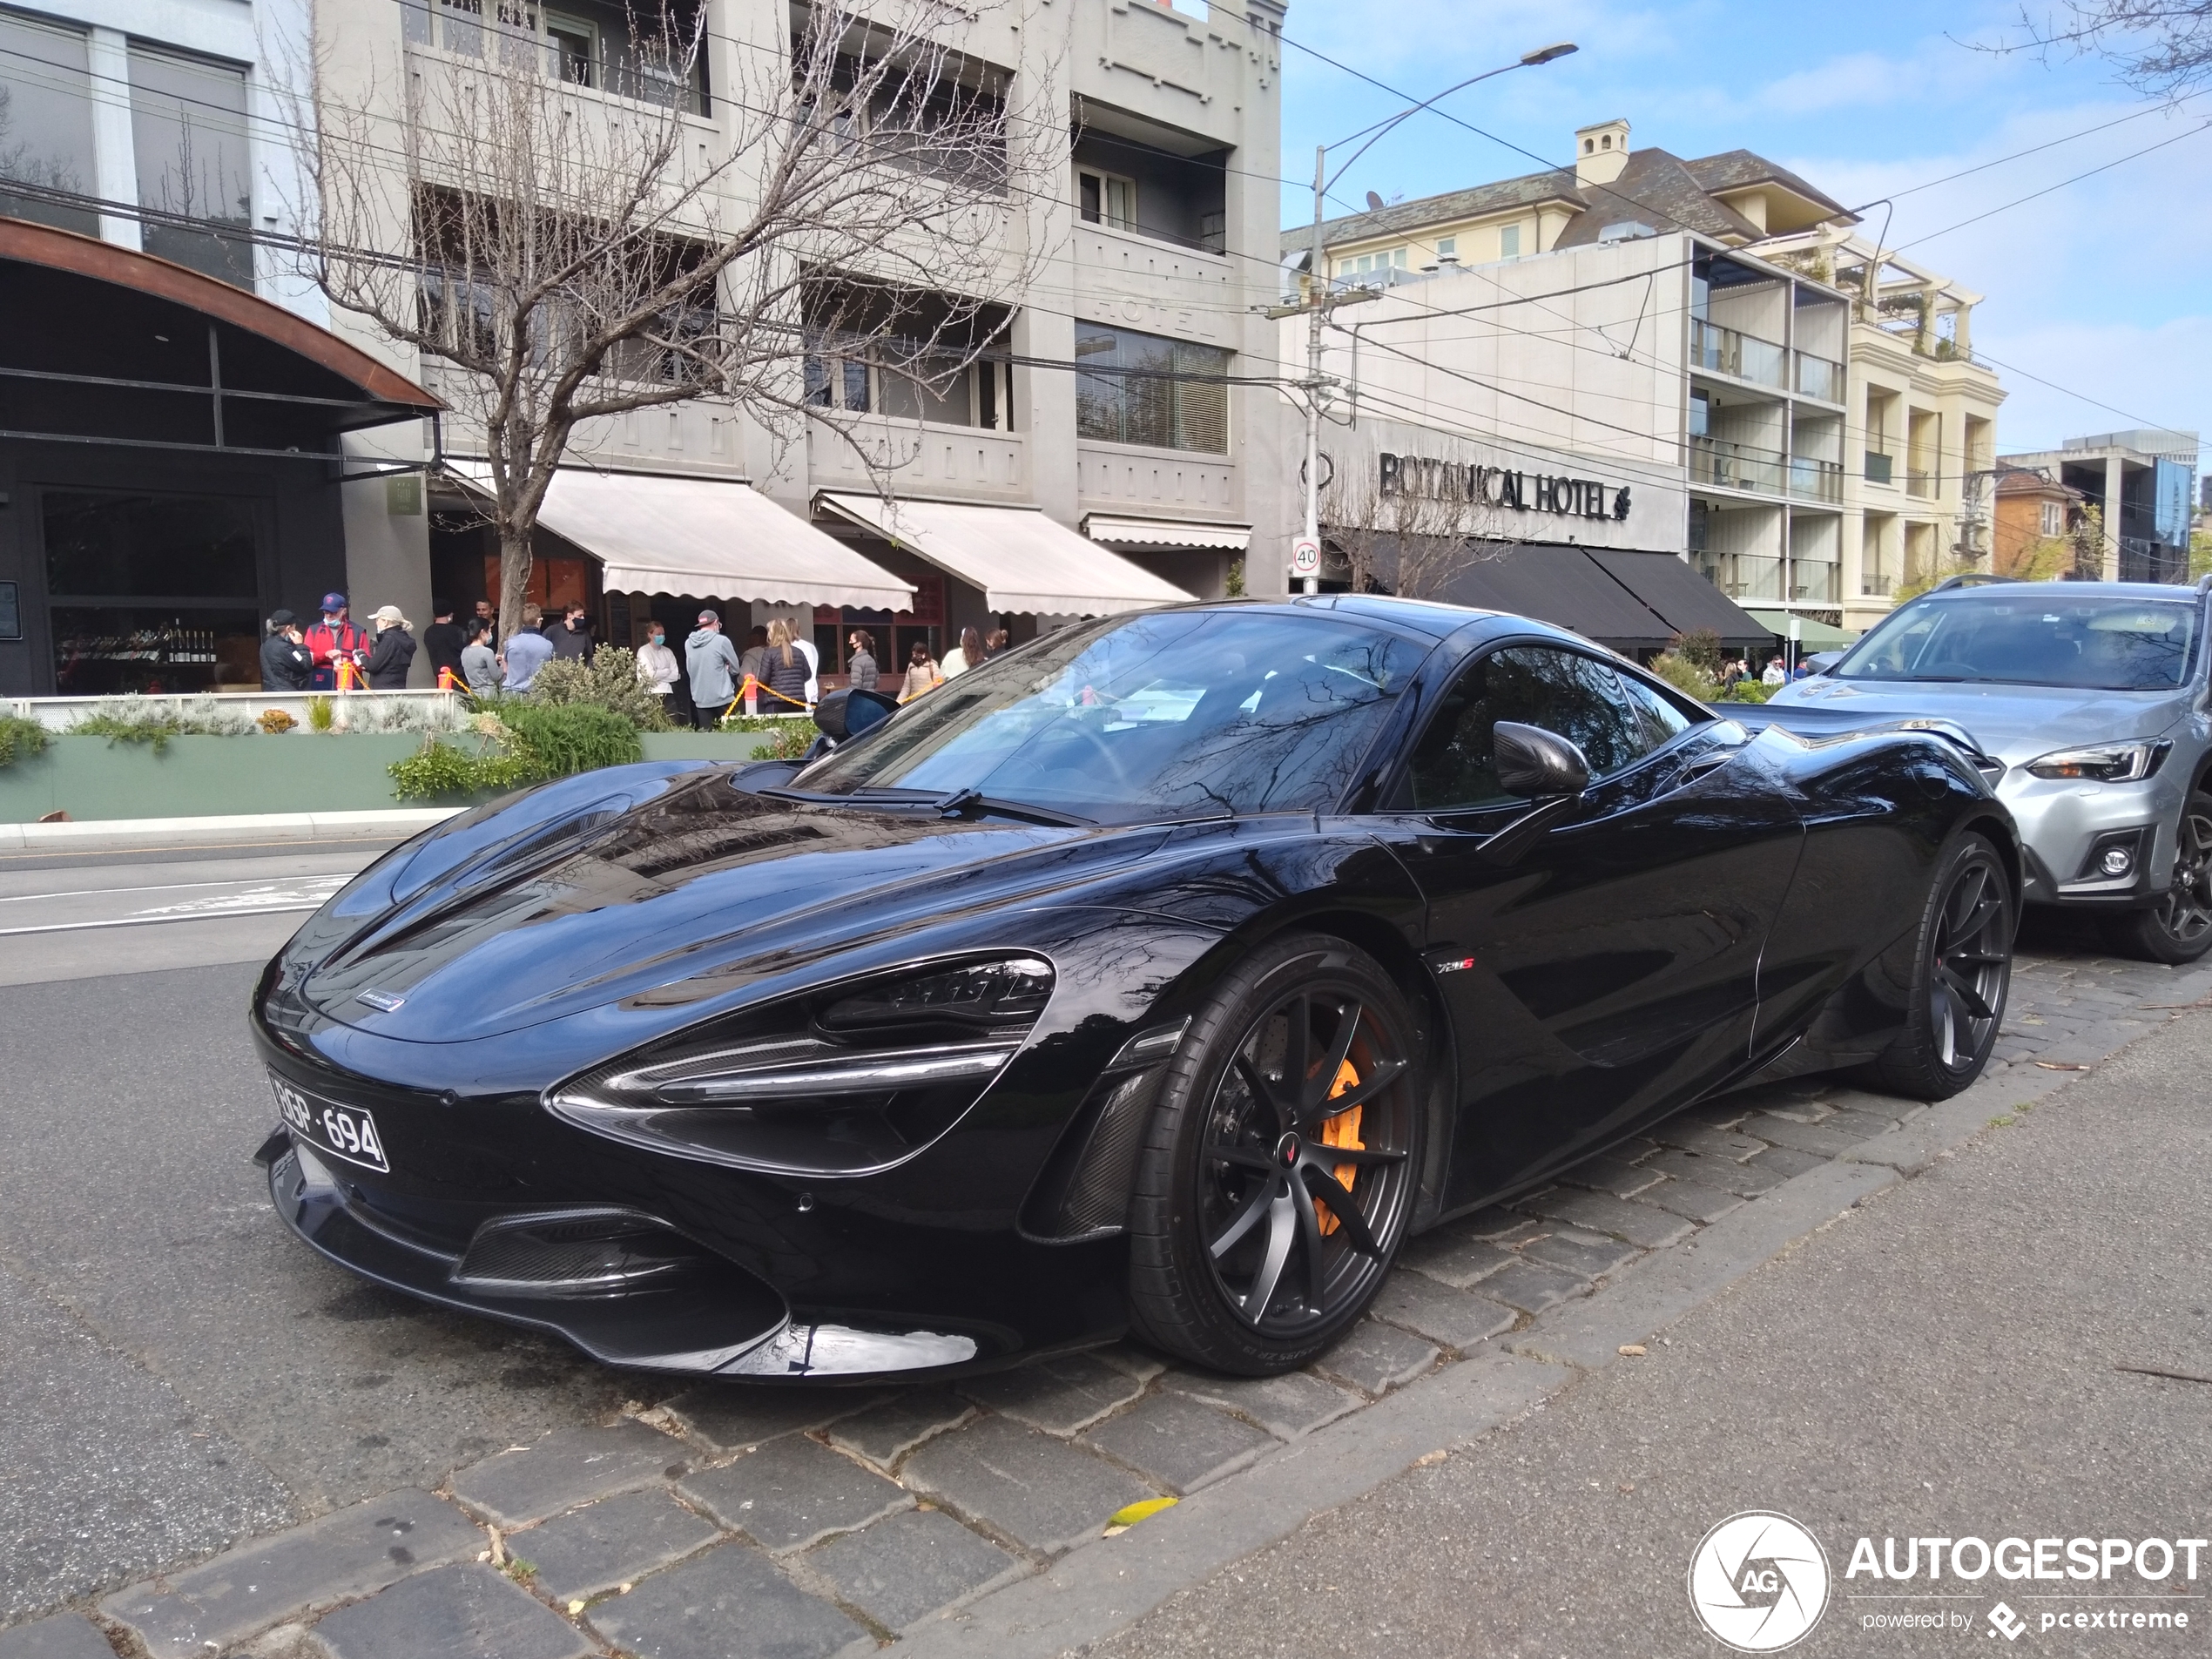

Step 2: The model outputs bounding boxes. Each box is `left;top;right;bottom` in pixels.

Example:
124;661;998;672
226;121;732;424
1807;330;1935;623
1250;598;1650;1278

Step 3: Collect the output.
1314;1058;1364;1236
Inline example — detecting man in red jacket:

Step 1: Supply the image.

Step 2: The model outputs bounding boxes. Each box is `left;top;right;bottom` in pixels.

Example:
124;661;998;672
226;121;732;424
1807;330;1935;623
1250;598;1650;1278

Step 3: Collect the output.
302;592;366;691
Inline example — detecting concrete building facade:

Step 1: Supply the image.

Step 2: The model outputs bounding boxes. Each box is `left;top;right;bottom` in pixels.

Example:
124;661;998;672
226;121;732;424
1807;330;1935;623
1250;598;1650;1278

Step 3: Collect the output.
1995;429;2199;584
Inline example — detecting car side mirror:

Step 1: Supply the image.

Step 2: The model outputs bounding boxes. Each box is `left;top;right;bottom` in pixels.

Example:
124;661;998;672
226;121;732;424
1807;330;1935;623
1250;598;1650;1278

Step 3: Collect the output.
1493;721;1590;799
813;686;900;743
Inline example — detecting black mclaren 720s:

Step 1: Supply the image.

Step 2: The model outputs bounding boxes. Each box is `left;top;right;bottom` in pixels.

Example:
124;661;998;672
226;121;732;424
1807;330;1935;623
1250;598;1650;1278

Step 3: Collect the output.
253;596;2020;1380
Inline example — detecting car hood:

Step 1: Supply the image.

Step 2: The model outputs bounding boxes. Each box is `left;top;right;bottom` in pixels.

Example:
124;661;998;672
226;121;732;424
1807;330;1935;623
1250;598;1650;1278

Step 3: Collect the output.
1768;678;2184;765
293;771;1169;1042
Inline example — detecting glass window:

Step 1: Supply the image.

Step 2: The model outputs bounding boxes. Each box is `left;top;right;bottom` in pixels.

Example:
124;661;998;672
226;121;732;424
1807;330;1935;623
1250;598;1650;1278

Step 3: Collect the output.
0;7;98;237
129;45;253;288
792;610;1422;823
1500;223;1521;258
1074;323;1229;454
1834;594;2198;692
1435;236;1456;259
1399;645;1670;812
1076;166;1134;229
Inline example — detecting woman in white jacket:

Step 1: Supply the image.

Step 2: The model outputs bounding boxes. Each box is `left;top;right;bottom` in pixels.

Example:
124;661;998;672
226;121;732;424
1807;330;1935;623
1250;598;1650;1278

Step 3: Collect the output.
634;622;681;723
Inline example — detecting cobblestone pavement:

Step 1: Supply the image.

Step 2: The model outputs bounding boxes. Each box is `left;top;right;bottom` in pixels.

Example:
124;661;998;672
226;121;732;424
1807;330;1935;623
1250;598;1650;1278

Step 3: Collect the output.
10;932;2212;1659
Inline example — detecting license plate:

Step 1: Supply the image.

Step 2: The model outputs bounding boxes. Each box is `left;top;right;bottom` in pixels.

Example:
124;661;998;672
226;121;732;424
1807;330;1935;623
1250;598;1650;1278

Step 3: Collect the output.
271;1075;390;1173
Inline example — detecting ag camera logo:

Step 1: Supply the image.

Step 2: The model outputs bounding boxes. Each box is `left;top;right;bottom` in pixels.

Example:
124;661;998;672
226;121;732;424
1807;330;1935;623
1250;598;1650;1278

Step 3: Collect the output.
1689;1511;1831;1651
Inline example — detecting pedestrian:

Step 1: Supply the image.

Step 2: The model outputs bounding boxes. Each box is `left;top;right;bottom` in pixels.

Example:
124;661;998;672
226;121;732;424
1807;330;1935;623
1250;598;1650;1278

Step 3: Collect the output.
260;610;312;692
738;625;771;696
547;603;594;661
365;604;418;689
899;639;941;702
422;601;467;688
686;609;743;728
795;628;820;706
1761;653;1786;687
302;592;367;691
762;618;810;709
501;603;554;691
846;630;880;691
1719;658;1743;693
941;625;983;678
635;620;680;723
983;627;1008;660
460;617;501;696
472;598;498;651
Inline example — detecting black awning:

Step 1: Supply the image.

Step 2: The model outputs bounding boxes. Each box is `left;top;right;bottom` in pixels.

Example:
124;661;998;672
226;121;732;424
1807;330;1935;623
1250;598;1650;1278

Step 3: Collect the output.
1432;544;1677;650
1582;549;1774;648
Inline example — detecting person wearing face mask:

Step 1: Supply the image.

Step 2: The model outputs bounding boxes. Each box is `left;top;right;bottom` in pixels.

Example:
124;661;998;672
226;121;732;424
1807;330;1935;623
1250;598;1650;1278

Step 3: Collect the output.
635;621;680;723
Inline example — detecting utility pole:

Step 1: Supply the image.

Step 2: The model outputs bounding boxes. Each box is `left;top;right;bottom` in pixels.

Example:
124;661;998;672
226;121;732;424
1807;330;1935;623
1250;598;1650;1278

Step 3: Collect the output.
1266;44;1576;598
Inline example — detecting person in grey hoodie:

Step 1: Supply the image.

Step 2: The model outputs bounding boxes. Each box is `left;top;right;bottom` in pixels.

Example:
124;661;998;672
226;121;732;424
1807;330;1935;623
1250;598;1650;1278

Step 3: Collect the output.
685;610;743;729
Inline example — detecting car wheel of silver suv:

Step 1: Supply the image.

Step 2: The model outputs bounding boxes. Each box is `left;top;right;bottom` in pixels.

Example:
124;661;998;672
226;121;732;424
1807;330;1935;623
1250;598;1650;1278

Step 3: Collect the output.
2107;788;2212;965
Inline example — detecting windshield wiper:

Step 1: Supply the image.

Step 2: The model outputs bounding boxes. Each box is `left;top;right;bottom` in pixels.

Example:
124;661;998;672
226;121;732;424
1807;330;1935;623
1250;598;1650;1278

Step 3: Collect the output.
759;785;944;807
932;788;1095;827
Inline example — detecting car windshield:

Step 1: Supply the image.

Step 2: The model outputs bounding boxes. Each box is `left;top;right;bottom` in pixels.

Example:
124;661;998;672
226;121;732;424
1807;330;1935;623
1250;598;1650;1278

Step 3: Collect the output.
791;609;1424;823
1833;593;2200;691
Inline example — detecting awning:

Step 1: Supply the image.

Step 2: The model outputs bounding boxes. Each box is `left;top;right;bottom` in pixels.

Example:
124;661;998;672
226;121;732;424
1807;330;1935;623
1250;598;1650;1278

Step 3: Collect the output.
817;493;1195;615
1082;515;1252;552
1437;547;1682;650
1587;550;1773;646
445;464;914;610
1743;609;1859;649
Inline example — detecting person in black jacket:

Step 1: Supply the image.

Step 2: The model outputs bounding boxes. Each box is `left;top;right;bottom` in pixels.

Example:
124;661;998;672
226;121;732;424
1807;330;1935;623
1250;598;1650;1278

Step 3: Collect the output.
421;602;467;687
366;605;418;688
260;610;312;691
547;604;594;662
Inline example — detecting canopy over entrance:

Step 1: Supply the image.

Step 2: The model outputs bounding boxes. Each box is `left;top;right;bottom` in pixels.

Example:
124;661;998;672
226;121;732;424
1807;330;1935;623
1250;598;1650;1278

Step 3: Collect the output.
1742;608;1858;650
816;493;1194;615
446;465;914;610
1081;515;1251;552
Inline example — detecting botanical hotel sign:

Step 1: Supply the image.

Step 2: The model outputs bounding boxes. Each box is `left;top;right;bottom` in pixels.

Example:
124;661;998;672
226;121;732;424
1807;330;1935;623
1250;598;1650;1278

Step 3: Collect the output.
1379;451;1631;523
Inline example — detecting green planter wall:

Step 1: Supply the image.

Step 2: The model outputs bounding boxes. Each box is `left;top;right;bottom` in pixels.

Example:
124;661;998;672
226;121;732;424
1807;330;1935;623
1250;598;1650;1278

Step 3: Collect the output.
0;732;778;823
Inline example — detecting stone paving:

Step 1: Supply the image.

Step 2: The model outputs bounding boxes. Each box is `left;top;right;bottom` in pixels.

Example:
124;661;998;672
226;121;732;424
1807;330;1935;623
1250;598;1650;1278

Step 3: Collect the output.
9;937;2210;1659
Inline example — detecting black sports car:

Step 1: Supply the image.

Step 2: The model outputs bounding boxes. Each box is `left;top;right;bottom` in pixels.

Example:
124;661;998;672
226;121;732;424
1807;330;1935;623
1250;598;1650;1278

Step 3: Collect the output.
253;597;2019;1379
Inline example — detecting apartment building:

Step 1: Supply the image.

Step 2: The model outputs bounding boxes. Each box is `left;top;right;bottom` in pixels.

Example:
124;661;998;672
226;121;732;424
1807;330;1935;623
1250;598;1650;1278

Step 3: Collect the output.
1995;428;2199;584
0;0;1292;696
1282;118;2006;643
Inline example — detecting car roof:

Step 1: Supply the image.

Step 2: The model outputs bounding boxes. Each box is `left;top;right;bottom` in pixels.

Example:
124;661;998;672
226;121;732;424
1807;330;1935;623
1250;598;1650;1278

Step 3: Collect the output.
1184;592;1596;651
1914;580;2204;603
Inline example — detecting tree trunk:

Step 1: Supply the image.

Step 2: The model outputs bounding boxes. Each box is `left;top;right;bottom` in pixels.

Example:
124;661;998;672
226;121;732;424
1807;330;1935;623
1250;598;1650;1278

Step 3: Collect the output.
498;524;535;645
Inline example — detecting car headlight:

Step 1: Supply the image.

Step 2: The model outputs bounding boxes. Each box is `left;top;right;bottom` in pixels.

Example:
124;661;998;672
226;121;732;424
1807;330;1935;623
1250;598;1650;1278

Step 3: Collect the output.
546;956;1053;1176
2023;740;2170;782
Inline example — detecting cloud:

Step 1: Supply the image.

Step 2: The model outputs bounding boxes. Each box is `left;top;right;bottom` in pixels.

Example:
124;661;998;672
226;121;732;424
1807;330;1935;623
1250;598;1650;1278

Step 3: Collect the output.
1976;314;2212;453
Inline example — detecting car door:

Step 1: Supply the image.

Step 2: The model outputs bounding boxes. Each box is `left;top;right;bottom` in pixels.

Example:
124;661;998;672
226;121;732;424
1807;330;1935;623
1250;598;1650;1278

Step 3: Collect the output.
1368;642;1804;1204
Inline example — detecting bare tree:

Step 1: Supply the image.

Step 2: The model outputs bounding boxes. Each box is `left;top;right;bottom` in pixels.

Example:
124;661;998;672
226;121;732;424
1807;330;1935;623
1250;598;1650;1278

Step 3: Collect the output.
292;0;1053;637
1322;460;1520;600
1985;2;2212;92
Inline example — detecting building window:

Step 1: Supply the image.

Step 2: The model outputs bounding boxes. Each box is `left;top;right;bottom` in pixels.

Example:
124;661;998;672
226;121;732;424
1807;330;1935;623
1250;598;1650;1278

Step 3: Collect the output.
1435;236;1456;260
1499;223;1521;259
2040;501;2064;536
543;10;597;83
1334;248;1407;279
1074;323;1230;454
1076;166;1136;230
129;45;253;287
803;333;1008;428
0;7;98;237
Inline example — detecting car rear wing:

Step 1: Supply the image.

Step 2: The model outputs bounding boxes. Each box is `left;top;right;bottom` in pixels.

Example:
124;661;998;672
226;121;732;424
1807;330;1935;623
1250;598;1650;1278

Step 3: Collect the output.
1717;704;2006;790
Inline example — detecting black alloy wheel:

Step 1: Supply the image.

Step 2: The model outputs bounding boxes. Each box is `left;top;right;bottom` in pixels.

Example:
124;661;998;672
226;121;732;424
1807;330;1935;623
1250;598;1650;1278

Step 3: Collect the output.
1864;833;2013;1100
2107;790;2212;965
1128;934;1422;1375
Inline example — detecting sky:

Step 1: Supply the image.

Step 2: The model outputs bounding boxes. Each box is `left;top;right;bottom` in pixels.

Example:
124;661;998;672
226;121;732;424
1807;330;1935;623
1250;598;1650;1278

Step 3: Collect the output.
1277;0;2212;462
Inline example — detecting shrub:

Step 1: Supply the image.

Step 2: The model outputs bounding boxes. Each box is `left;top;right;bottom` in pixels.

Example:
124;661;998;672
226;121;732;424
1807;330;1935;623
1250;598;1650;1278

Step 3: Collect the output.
760;721;814;761
387;702;642;800
529;645;671;731
1646;651;1718;704
1668;627;1725;679
388;734;525;800
71;698;251;752
258;708;298;734
0;711;50;768
1719;679;1773;704
306;695;335;733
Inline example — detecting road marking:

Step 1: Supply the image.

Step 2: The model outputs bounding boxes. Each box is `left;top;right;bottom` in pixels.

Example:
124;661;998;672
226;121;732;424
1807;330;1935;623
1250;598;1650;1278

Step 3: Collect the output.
0;875;352;904
0;904;327;938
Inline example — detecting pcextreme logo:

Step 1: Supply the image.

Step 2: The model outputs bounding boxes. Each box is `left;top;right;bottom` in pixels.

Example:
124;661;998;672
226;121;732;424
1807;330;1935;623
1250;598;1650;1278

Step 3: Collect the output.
1689;1511;1832;1651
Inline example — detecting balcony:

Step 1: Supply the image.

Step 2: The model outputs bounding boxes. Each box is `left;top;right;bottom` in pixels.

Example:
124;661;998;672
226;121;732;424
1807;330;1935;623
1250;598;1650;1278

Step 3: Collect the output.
1789;456;1844;503
1691;318;1786;389
1690;435;1785;496
1861;570;1895;597
1864;451;1893;485
1794;351;1843;403
1905;469;1935;500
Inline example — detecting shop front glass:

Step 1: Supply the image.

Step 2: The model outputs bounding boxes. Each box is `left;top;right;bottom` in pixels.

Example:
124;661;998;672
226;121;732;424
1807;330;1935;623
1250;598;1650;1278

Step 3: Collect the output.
43;489;263;694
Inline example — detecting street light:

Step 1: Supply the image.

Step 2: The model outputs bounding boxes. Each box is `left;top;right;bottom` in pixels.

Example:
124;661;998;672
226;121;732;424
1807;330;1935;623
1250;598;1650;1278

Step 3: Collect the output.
1289;43;1578;593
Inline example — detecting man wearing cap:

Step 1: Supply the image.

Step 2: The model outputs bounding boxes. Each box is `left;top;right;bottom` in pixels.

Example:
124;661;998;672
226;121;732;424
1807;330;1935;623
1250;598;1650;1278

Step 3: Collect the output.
260;610;312;691
302;593;367;691
366;604;418;688
421;601;467;689
685;610;742;729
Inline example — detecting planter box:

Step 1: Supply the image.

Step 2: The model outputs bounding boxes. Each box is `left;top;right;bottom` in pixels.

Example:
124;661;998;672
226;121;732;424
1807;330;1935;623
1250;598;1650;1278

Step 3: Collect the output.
0;731;779;823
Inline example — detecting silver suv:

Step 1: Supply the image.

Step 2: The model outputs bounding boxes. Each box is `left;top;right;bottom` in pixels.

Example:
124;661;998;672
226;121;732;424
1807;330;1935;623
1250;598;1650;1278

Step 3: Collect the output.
1769;576;2212;962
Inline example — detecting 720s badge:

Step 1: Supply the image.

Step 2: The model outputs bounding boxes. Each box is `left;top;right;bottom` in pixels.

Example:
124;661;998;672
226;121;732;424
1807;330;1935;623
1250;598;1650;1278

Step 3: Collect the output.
270;1075;389;1173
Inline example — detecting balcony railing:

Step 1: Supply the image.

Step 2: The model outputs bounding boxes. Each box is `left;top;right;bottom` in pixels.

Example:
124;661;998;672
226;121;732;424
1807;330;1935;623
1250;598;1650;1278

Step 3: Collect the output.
1691;318;1786;389
1690;434;1786;496
1789;455;1844;502
1794;350;1843;402
1905;469;1936;499
1861;571;1895;597
1864;450;1893;485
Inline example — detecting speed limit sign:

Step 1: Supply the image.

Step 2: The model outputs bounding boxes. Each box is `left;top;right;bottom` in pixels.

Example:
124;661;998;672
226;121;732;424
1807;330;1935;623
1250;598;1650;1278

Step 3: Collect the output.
1291;537;1320;577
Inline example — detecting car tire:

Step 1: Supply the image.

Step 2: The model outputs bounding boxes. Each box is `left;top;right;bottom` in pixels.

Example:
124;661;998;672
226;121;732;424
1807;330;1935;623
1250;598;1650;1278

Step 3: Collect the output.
2103;789;2212;965
1860;832;2014;1102
1125;933;1424;1377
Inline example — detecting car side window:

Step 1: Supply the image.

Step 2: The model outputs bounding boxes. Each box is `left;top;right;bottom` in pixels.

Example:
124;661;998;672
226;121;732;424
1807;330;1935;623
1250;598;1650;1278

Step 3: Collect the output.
1615;668;1696;751
1399;645;1666;812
